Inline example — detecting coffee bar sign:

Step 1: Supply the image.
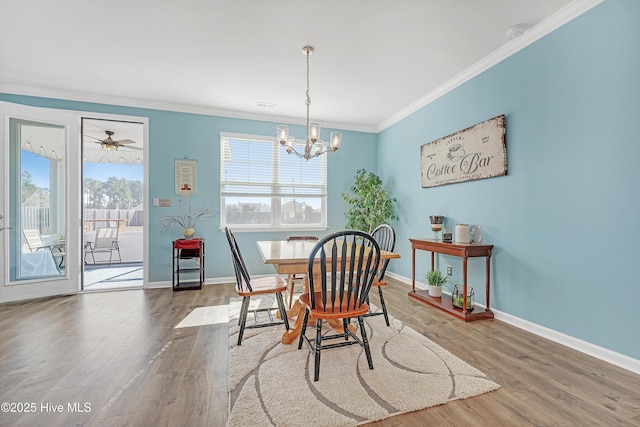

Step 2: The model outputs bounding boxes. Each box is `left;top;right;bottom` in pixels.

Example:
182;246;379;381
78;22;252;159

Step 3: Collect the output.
420;114;507;188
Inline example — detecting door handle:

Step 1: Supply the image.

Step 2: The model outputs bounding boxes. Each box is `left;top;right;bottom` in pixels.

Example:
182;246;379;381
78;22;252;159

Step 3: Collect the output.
0;227;12;231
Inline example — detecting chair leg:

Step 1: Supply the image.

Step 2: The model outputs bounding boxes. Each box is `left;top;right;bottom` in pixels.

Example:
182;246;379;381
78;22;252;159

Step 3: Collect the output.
237;296;251;345
358;316;374;370
378;286;390;326
275;292;290;330
286;274;294;308
313;318;323;382
298;308;310;349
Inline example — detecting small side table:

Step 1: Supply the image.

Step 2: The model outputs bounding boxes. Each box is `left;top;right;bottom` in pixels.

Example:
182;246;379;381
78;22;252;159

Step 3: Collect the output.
172;238;204;291
408;238;494;321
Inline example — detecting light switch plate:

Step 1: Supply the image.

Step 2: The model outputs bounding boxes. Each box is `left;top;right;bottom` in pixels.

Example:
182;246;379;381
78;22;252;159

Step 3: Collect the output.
153;198;172;207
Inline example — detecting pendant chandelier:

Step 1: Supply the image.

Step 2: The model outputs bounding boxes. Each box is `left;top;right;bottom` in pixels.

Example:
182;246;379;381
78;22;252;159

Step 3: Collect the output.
277;46;342;160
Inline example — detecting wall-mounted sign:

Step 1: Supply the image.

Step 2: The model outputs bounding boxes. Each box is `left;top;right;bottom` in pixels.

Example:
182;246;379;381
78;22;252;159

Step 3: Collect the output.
175;158;197;196
420;114;507;188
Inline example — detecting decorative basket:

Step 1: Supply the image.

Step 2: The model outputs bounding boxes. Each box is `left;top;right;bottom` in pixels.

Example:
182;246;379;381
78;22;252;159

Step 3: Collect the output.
452;284;474;311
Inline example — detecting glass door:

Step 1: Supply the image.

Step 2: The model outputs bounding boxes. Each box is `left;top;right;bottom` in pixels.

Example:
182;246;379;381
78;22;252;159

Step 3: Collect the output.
0;101;81;303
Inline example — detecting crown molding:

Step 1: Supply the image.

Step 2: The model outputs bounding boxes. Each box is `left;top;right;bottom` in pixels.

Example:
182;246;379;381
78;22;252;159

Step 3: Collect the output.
0;83;377;134
375;0;606;133
1;0;603;137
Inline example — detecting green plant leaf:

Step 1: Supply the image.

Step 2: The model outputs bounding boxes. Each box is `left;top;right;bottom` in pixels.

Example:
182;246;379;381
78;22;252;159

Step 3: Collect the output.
341;169;398;233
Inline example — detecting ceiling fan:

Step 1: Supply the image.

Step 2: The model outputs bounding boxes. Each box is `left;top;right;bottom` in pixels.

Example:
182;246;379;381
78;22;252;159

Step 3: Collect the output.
87;130;141;151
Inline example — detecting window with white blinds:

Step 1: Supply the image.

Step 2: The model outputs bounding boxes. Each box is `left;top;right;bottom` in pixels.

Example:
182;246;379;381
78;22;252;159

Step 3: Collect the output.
220;132;327;230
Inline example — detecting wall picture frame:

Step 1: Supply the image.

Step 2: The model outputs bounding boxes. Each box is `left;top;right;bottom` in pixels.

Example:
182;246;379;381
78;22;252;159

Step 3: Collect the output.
175;158;197;196
420;114;507;188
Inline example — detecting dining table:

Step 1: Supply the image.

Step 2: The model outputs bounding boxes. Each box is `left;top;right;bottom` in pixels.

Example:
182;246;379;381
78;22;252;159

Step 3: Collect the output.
257;239;401;345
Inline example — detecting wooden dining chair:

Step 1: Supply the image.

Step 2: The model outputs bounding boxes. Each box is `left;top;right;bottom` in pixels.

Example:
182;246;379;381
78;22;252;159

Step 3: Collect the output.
225;227;289;346
363;223;396;326
285;235;319;308
298;230;381;381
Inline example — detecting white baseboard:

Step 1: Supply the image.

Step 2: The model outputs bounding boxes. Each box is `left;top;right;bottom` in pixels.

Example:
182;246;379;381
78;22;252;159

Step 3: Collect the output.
385;272;640;376
146;276;235;289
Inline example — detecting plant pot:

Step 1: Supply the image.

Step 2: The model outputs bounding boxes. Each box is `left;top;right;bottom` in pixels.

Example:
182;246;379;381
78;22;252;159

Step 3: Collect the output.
428;285;442;298
183;228;196;239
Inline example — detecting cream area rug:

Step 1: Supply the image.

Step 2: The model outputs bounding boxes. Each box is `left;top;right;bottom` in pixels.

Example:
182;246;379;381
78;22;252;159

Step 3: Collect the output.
227;296;500;427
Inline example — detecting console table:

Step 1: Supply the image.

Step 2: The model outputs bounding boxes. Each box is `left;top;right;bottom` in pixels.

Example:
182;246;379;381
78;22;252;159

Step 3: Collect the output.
172;238;204;291
409;238;494;321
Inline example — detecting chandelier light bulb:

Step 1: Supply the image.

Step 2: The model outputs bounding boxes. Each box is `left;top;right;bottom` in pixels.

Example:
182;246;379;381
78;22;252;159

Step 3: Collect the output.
277;125;289;145
309;122;320;143
330;132;342;151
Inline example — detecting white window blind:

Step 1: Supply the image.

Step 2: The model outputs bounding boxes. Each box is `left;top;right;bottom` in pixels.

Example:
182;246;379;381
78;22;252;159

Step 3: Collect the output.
220;132;327;230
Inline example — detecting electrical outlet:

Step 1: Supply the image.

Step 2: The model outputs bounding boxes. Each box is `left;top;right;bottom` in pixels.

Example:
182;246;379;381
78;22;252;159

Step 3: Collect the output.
447;265;453;276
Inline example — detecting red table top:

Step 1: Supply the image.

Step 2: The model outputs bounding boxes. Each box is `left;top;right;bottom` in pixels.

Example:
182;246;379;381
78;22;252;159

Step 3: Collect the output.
173;238;203;249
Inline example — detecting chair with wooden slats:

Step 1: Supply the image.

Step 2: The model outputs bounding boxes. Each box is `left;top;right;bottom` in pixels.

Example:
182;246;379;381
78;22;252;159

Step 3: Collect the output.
285;235;319;308
225;227;289;345
363;223;396;326
298;230;381;381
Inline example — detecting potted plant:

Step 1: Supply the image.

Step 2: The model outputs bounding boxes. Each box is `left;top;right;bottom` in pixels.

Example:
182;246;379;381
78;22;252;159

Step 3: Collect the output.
341;169;398;233
425;270;448;298
452;284;474;311
158;198;216;239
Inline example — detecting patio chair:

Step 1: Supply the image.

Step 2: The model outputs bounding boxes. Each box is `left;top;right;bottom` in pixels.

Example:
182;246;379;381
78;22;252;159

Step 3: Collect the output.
285;235;319;308
363;223;396;326
84;227;122;265
298;230;381;381
22;228;65;270
225;227;289;346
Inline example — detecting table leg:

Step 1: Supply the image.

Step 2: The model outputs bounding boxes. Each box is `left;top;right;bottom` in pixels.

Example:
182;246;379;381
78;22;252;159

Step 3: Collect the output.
412;246;416;292
281;272;356;345
281;304;306;344
462;257;468;314
486;255;491;311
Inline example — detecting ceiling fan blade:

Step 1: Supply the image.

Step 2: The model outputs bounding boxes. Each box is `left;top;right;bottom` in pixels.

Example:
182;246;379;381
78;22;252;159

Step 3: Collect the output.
114;139;136;145
121;145;143;151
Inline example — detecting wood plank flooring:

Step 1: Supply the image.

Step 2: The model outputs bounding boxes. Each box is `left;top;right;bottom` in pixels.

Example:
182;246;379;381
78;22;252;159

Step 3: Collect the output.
0;279;639;426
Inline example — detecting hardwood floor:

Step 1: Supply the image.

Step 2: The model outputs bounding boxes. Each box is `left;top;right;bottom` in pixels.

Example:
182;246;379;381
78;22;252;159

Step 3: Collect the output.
1;279;638;426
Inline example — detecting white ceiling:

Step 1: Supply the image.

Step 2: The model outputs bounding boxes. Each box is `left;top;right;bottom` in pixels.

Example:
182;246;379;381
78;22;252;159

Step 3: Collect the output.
0;0;601;133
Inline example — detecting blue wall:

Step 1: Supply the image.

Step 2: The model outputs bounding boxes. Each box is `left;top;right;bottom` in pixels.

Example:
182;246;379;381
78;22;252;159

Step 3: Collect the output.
3;0;638;362
0;94;377;283
378;0;640;360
